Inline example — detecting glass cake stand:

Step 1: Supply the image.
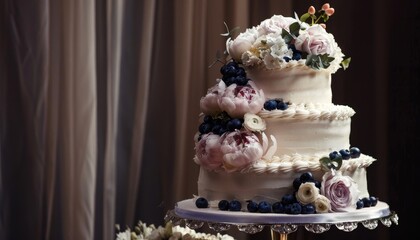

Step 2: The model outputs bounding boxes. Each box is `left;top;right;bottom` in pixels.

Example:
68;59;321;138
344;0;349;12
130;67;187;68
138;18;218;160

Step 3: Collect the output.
165;199;398;240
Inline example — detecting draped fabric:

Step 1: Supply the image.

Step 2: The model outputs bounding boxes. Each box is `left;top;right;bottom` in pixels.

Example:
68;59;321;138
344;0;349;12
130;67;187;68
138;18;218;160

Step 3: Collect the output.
0;0;415;240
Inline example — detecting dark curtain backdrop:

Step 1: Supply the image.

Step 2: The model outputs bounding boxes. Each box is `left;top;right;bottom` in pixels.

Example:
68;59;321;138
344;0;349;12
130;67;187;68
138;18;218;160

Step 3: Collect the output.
0;0;417;240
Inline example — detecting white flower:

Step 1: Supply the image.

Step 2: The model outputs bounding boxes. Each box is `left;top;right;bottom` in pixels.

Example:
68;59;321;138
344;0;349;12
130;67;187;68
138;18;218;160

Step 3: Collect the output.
194;133;224;170
296;182;320;205
294;24;336;56
314;194;332;213
226;27;258;62
243;113;266;132
199;80;226;115
115;230;132;240
258;15;297;35
221;130;263;172
218;81;265;118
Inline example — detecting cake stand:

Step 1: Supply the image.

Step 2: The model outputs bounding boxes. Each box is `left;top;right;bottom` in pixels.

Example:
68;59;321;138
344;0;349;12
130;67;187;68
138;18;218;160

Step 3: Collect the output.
165;199;398;240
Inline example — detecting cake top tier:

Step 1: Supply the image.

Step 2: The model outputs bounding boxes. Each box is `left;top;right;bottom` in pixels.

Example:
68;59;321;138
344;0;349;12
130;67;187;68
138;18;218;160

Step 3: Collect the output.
225;3;350;73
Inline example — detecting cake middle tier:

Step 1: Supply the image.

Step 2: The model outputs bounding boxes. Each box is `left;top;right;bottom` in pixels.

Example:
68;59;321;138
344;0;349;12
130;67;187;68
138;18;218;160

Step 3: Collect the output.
258;104;355;157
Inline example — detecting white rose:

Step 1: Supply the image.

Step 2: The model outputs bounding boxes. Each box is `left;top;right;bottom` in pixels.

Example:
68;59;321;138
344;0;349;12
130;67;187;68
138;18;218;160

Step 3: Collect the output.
296;182;320;205
258;15;297;35
227;28;258;62
314;194;332;213
294;25;336;55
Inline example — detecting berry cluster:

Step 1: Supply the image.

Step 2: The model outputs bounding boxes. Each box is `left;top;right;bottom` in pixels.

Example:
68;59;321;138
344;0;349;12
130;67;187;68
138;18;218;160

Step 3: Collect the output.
220;61;249;86
329;146;361;160
198;112;243;136
284;45;302;62
263;99;289;111
356;196;378;209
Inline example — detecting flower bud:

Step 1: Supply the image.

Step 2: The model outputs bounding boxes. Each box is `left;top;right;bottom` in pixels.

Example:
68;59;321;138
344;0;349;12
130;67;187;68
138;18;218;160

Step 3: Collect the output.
322;3;330;11
308;6;316;15
325;8;335;16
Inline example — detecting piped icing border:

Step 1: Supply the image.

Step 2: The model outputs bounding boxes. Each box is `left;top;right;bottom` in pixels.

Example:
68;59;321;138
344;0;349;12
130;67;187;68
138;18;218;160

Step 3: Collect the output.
240;154;375;174
258;104;355;121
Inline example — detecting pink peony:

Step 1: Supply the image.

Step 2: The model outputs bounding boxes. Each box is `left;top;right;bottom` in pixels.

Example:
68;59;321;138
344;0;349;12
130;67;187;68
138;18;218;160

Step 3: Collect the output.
294;25;335;56
220;130;263;172
199;80;226;115
258;15;297;35
194;133;224;170
320;170;360;212
218;81;265;118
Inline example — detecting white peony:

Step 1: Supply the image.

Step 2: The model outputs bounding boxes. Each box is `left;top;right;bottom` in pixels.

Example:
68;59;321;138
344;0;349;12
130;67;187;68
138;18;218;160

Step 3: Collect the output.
294;24;336;56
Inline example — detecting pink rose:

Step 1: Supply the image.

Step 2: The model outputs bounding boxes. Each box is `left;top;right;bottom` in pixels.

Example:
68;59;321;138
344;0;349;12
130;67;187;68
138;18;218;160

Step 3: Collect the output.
194;133;224;170
220;130;263;172
218;81;265;118
199;80;226;115
320;170;360;212
294;25;335;55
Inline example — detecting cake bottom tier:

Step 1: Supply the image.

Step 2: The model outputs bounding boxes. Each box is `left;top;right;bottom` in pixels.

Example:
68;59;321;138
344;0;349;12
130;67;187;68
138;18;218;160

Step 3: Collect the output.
197;160;371;204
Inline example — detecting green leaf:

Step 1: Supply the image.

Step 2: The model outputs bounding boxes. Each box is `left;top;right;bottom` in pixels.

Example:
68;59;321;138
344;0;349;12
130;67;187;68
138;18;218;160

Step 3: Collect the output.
319;156;343;172
289;22;301;37
300;13;311;23
341;57;351;70
281;29;293;44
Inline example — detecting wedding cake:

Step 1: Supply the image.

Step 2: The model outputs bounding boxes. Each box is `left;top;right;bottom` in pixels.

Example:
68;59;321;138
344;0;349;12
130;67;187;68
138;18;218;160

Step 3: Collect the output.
192;3;379;214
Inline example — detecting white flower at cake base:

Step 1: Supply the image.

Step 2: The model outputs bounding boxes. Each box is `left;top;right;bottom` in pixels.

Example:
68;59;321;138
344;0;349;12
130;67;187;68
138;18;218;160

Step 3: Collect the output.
321;170;360;212
194;133;224;170
296;182;320;205
220;130;263;172
294;25;336;56
199;80;226;115
243;113;266;132
314;194;332;213
218;81;265;118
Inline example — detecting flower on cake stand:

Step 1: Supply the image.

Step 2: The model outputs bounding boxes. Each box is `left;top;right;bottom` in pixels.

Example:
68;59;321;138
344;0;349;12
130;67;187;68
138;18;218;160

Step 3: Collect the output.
218;81;265;118
296;182;320;205
314;194;332;213
321;169;360;212
220;130;263;172
243;113;266;132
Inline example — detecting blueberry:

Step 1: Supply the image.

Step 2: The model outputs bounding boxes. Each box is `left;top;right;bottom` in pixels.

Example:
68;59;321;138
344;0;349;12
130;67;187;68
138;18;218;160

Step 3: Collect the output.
258;201;272;213
199;122;213;134
288;44;297;51
222;76;236;86
229;200;242;211
329;151;342;160
211;124;222;134
235;76;248;86
314;180;321;189
264;100;278;111
293;177;302;190
356;199;364;209
339;149;351;160
283;56;291;62
301;204;316;214
292;52;302;61
203;115;213;123
218;200;230;211
246;200;259;212
289;202;302;214
236;67;246;77
350;147;361;158
227;118;242;131
195;197;208;208
276;100;288;110
281;194;297;205
272;202;285;213
362;197;372;207
299;172;314;183
369;196;378;206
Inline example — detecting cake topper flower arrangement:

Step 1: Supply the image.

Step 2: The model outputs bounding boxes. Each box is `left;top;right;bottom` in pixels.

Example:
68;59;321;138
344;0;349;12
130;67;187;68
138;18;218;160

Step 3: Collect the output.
224;2;351;72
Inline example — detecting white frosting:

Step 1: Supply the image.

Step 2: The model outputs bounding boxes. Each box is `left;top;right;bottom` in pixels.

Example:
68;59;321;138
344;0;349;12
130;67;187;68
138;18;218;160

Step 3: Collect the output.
259;104;355;156
246;65;332;104
197;154;375;203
